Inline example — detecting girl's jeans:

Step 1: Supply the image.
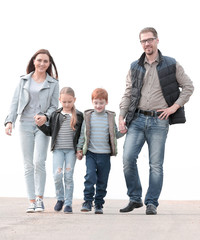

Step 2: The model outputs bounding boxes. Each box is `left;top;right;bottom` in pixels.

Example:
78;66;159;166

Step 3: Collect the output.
19;121;49;200
84;150;111;206
123;113;169;207
53;149;76;206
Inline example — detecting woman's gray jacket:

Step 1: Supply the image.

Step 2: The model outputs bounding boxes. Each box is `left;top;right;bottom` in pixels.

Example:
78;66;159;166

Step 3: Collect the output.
5;72;59;126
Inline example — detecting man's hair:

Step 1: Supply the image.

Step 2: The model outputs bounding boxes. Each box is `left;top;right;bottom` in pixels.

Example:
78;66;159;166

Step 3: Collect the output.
91;88;108;101
139;27;158;39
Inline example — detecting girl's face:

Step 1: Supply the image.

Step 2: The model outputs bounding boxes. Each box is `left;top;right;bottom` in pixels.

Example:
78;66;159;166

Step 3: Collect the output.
59;93;76;113
33;54;50;74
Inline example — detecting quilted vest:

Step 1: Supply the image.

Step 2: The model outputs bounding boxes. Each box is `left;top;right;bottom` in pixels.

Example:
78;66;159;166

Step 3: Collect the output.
126;50;186;127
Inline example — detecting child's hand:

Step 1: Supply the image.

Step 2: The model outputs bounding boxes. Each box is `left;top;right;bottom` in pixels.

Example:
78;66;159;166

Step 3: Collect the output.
76;150;83;160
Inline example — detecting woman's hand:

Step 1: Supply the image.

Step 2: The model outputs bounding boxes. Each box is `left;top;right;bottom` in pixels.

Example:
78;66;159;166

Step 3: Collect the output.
34;115;47;126
5;123;12;136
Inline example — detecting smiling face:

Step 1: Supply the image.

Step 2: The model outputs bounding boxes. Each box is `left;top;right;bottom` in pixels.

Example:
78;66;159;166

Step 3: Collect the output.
59;93;76;114
33;53;50;74
92;98;108;113
140;32;159;56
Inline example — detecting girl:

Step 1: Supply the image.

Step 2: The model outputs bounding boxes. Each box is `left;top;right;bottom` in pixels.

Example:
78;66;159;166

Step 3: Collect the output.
5;49;59;213
37;87;83;213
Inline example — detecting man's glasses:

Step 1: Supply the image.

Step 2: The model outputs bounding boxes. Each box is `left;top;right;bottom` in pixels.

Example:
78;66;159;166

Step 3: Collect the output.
140;37;157;45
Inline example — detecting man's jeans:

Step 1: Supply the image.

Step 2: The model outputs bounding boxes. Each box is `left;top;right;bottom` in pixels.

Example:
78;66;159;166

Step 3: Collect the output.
19;121;50;200
53;149;76;206
123;113;169;207
84;151;111;206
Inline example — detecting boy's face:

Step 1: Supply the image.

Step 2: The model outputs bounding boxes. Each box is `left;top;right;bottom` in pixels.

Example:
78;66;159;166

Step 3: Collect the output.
92;98;108;113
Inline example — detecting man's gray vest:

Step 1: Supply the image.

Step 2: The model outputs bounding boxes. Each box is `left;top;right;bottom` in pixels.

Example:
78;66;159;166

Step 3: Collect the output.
126;50;186;127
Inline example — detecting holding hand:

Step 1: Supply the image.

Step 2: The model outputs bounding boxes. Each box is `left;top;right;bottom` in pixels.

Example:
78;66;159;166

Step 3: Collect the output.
76;150;83;160
34;115;47;126
119;116;127;134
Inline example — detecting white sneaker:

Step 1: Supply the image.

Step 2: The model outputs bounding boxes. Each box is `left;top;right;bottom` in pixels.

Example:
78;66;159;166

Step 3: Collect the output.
35;197;45;212
26;202;36;213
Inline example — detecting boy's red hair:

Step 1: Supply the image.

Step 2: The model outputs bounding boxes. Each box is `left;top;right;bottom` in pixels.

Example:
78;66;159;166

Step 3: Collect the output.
91;88;108;101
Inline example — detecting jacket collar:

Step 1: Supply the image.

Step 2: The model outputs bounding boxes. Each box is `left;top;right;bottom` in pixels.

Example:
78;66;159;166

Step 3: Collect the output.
21;71;55;83
21;71;55;89
138;49;163;66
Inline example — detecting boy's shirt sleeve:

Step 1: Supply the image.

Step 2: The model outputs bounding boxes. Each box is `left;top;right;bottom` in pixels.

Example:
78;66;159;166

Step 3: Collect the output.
76;120;86;150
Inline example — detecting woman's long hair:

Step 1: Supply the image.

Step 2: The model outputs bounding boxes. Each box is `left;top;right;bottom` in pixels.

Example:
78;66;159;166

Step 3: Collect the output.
60;87;77;130
26;49;59;79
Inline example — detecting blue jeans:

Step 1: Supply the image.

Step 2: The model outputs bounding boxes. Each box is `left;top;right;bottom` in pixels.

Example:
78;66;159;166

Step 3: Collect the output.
84;151;111;206
123;113;169;207
19;121;50;200
53;149;76;206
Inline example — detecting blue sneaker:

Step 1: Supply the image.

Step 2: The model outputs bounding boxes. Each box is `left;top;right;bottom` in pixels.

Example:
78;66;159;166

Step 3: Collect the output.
35;197;45;212
81;201;92;212
54;200;64;212
64;205;73;214
26;202;36;213
94;205;103;214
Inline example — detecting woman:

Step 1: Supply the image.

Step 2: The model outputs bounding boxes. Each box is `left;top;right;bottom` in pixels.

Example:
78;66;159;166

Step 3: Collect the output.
5;49;59;213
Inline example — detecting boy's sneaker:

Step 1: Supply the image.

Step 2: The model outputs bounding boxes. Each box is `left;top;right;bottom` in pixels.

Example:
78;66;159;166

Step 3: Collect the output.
54;200;64;212
94;205;103;214
64;205;73;214
26;202;36;213
81;201;92;212
35;197;45;212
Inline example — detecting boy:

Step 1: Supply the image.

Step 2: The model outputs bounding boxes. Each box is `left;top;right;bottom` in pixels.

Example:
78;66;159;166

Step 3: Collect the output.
76;88;124;214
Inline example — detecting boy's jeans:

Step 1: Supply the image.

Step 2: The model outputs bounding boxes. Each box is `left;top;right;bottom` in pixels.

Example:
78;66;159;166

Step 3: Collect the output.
53;149;76;206
19;121;50;200
123;113;169;207
84;150;111;206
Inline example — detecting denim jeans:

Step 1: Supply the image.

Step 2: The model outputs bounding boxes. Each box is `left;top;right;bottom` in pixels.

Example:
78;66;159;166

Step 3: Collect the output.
19;121;50;200
123;113;169;207
53;149;76;206
84;151;111;206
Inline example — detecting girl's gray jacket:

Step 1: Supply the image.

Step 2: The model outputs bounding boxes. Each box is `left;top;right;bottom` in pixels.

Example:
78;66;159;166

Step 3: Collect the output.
5;72;59;126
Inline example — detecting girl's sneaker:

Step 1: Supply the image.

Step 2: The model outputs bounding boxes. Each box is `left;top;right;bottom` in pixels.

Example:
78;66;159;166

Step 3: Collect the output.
35;197;45;212
26;202;36;213
64;205;73;214
54;200;64;211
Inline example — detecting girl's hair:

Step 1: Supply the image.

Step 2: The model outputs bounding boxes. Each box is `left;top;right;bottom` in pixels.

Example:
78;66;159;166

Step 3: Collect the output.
60;87;77;130
91;88;108;101
26;49;59;80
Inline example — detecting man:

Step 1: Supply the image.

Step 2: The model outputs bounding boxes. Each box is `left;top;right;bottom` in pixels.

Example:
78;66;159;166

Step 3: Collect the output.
119;27;194;215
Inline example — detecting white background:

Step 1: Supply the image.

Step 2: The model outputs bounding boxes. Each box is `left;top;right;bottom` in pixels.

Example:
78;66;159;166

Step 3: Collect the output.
0;0;199;201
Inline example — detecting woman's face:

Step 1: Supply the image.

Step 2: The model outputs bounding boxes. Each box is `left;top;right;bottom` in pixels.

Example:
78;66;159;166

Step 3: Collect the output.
33;54;50;74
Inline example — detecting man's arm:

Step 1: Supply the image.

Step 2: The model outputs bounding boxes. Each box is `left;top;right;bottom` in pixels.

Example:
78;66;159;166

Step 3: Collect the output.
157;62;194;119
119;70;132;133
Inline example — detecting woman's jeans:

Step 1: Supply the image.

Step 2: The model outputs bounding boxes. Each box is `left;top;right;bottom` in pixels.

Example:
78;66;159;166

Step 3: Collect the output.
84;150;111;206
123;113;169;207
19;121;50;200
53;149;76;206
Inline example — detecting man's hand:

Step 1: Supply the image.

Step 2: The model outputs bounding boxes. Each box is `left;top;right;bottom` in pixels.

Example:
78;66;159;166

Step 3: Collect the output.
157;103;180;120
119;116;127;134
